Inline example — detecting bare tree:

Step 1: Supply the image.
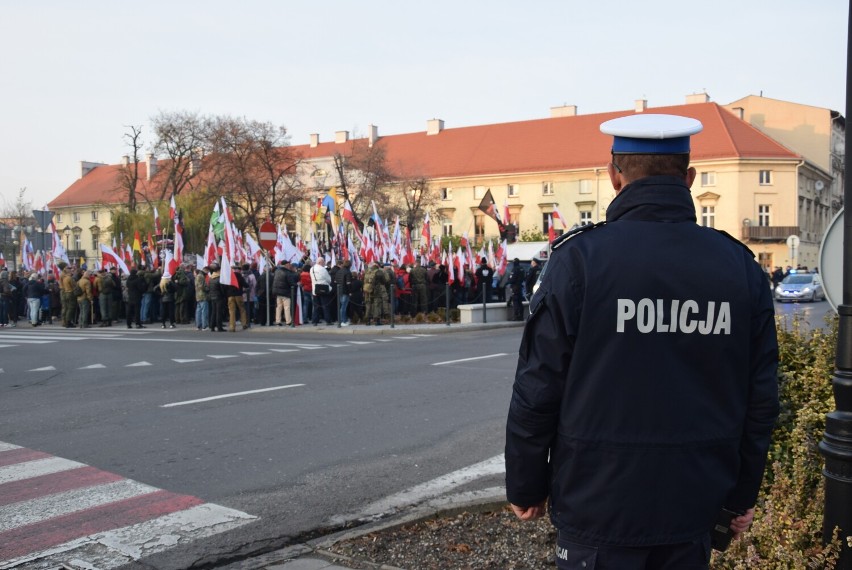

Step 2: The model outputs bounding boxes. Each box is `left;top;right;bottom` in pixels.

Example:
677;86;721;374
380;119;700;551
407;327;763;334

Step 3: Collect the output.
151;110;208;202
205;116;302;236
396;176;439;237
331;140;395;228
116;125;143;212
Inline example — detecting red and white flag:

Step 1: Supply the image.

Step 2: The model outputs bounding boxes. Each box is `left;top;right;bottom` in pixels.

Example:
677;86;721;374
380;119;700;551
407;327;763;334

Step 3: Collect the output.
547;214;556;243
421;212;431;245
447;247;455;286
154;206;162;236
169;195;177;221
552;205;568;229
100;243;130;274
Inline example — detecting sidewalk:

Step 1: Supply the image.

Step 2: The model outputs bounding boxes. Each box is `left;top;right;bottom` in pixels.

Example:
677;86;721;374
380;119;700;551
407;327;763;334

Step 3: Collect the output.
213;490;508;570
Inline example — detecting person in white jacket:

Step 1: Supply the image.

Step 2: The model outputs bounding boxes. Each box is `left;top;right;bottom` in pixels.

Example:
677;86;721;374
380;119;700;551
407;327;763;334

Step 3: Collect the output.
310;258;332;325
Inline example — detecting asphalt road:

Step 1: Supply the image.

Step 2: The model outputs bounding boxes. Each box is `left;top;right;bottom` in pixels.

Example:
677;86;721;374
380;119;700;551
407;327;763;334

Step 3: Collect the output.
0;324;521;568
773;297;835;330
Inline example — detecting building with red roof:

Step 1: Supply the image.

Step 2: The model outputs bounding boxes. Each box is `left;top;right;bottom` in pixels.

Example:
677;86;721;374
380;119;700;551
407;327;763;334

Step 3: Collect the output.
47;93;839;271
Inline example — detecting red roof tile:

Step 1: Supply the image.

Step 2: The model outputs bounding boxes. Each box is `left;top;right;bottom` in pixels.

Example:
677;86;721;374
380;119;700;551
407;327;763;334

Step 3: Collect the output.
49;102;799;209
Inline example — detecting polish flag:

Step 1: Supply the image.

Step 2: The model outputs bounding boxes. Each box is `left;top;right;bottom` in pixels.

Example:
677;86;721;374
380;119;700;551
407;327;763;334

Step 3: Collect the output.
548;215;556;243
100;243;130;274
421;212;431;245
447;248;455;286
169;195;177;221
552;205;568;229
205;227;218;267
293;285;304;325
154;206;162;236
174;220;184;263
220;250;238;287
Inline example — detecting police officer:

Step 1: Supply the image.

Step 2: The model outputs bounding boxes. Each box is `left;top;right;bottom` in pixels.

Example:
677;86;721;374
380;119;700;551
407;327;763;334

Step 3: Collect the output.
505;114;779;569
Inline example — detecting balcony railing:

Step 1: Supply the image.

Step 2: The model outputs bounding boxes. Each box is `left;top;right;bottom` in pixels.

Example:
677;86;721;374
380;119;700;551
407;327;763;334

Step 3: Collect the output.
741;225;800;241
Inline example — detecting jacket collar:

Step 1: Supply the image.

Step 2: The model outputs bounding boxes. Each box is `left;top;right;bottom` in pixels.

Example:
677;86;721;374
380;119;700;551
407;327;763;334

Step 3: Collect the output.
605;176;696;223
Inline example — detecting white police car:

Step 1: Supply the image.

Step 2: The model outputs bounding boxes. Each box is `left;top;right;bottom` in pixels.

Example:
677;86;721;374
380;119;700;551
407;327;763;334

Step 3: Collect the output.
774;272;825;303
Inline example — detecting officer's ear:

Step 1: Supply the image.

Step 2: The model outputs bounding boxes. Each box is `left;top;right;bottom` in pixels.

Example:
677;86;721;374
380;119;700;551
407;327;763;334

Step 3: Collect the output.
607;162;624;194
685;166;697;188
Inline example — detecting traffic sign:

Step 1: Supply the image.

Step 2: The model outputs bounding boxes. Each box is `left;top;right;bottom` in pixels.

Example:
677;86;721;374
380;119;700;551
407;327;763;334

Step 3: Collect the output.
819;209;843;313
258;221;278;250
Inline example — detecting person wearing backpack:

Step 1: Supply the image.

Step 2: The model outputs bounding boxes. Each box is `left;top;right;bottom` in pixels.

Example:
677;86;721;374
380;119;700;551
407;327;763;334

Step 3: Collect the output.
59;265;78;328
97;269;115;326
76;270;94;328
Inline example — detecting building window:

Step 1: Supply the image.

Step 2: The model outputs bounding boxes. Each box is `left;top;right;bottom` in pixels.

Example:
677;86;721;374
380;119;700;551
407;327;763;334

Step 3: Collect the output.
758;204;771;227
542;182;554;196
473;186;486;200
442;222;453;236
56;213;62;223
91;210;98;221
474;213;485;243
580;211;592;225
579;180;592;194
542;213;564;235
74;234;82;251
701;206;716;228
759;170;772;185
508;184;520;197
701;172;716;186
441;187;452;201
72;212;80;223
91;233;99;250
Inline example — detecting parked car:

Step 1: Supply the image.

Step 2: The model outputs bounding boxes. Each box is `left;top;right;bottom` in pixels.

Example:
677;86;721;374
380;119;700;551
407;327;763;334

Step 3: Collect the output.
774;272;825;303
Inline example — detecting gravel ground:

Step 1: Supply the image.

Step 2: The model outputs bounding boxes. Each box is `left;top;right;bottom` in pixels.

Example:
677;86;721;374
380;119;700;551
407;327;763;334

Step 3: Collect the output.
325;505;557;569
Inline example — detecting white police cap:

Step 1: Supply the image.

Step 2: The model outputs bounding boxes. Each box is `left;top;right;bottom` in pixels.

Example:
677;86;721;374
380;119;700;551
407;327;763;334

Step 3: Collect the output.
600;114;703;154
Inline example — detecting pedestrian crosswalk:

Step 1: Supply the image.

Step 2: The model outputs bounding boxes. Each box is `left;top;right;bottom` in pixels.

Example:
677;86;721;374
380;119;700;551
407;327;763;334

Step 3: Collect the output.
0;441;256;569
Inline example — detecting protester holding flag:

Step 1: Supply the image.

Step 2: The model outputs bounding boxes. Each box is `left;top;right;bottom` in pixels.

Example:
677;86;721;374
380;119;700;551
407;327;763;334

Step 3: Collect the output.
207;263;225;332
159;275;177;329
124;268;146;329
310;257;332;325
194;266;209;330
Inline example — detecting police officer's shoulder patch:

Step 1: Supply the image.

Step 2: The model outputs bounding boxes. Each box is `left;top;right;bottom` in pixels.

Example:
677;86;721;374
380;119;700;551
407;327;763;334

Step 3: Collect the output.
551;221;607;251
709;228;755;258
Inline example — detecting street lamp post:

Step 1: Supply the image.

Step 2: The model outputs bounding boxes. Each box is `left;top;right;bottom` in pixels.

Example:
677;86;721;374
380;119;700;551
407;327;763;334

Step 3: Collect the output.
11;240;18;272
818;4;852;566
63;226;71;258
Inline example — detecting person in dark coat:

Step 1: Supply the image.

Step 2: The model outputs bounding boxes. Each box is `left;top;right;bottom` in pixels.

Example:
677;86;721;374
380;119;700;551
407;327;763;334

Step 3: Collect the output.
124;268;146;328
506;114;779;569
207;264;225;332
506;259;525;321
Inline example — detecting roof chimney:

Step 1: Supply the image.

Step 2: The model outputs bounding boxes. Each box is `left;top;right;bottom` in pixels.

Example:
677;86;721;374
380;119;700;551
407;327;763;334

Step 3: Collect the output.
335;130;349;144
730;106;745;120
145;154;158;181
80;160;105;179
686;92;711;104
550;105;578;118
634;99;647;113
427;119;444;136
310;133;320;148
368;124;379;147
121;155;130;167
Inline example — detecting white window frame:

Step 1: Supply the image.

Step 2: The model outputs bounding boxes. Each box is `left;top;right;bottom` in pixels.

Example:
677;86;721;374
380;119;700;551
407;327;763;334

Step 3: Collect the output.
700;171;716;187
758;204;771;227
72;212;80;223
442;222;453;236
579;180;592;195
542;182;554;196
55;213;62;223
580;210;592;225
441;187;452;201
507;184;520;197
74;234;82;251
701;205;716;228
759;170;772;185
473;186;486;200
91;210;98;221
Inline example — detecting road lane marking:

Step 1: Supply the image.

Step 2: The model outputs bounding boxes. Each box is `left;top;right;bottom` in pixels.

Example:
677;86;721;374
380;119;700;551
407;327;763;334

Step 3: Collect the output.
0;457;85;485
269;349;299;353
328;454;505;525
104;338;324;348
78;364;106;369
347;341;374;345
172;359;203;364
28;366;57;372
239;351;269;356
0;339;55;344
207;355;238;359
0;479;158;532
161;384;305;407
126;361;152;367
431;353;509;366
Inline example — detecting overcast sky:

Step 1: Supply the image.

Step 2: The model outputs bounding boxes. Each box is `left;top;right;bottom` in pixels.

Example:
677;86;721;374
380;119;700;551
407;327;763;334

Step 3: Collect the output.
1;0;847;211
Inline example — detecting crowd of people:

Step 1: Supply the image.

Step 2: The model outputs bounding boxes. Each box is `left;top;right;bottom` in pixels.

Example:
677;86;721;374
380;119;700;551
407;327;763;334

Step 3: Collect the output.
0;255;537;329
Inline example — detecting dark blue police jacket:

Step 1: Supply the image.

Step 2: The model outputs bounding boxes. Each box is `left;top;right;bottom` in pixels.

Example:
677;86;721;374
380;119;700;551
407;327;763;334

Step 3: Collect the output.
505;175;779;547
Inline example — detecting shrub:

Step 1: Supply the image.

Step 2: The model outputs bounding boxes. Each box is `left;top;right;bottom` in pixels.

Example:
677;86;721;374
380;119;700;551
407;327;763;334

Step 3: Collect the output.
712;312;845;569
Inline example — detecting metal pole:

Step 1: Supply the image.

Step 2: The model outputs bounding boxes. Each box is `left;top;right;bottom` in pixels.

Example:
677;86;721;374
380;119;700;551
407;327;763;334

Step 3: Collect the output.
819;4;852;565
482;282;488;324
265;257;271;327
290;284;296;328
446;282;451;326
337;282;341;329
390;281;395;329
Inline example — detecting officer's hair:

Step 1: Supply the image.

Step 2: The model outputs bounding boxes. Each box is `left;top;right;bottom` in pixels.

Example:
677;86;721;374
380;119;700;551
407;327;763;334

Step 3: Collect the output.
612;153;690;180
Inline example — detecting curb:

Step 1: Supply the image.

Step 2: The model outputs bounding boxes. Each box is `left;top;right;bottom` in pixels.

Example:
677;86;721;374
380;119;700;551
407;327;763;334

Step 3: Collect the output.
243;321;523;335
215;489;508;569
